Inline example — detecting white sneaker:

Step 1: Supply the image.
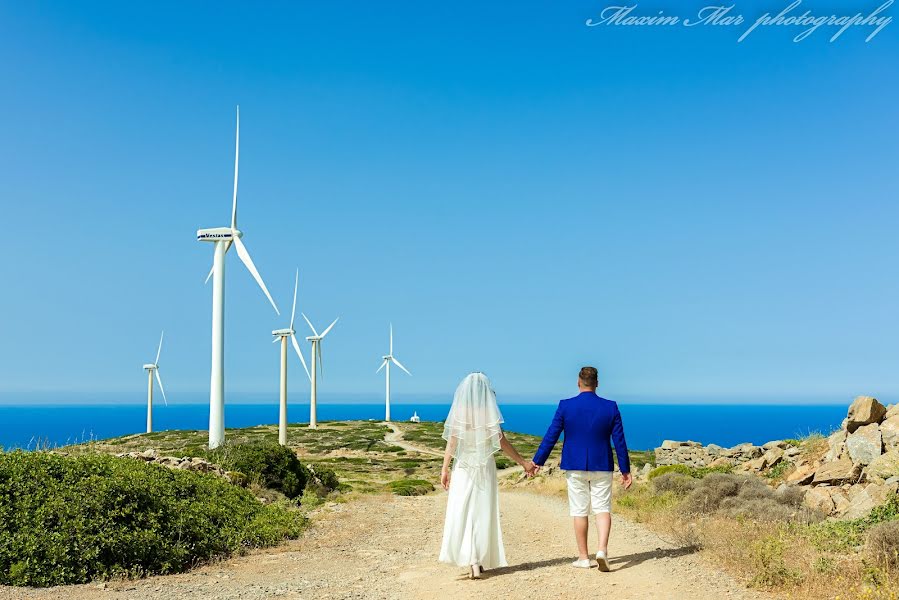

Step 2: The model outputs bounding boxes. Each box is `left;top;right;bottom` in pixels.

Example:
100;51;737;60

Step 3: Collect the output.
595;551;610;572
571;559;592;569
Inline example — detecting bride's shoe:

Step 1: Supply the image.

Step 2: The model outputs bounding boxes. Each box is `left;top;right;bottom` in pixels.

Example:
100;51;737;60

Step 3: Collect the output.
470;565;482;579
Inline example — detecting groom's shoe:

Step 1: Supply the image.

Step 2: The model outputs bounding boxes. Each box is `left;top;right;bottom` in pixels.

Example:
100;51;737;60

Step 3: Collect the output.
595;551;610;572
571;559;592;569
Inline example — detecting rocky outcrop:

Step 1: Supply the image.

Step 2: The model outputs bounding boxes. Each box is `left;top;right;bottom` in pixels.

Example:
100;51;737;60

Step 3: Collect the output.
654;395;899;520
117;448;238;484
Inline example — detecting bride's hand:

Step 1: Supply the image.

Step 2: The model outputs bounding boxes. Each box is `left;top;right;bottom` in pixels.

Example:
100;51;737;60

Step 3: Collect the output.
441;468;450;490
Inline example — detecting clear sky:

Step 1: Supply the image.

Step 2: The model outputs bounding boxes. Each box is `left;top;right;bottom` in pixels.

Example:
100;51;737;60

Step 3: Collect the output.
0;1;896;405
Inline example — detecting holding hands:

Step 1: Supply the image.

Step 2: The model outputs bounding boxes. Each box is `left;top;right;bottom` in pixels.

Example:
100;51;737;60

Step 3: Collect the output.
524;460;539;478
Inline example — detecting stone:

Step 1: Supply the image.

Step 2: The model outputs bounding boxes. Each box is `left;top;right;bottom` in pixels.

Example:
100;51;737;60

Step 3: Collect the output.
786;463;815;485
661;440;700;449
744;457;766;472
763;440;790;451
708;457;733;468
880;415;899;449
831;489;852;515
886;475;899;486
706;444;723;456
846;423;883;466
866;449;899;483
804;487;835;514
784;447;801;459
813;458;861;485
846;396;887;433
886;404;899;419
841;483;893;519
824;430;848;462
761;447;785;470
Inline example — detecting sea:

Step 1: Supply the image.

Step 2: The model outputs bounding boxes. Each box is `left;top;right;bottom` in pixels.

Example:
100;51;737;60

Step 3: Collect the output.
0;397;849;451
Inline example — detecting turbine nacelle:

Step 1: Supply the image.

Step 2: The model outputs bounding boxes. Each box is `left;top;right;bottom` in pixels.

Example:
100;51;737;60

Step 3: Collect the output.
143;363;158;371
197;227;242;242
272;328;294;337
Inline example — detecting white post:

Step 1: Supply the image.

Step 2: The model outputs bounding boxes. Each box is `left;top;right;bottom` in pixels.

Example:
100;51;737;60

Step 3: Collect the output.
309;340;318;429
146;369;154;433
209;239;227;449
385;360;391;422
279;336;288;445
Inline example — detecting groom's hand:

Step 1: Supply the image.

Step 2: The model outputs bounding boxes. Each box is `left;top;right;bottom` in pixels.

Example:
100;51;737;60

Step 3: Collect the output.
621;472;633;490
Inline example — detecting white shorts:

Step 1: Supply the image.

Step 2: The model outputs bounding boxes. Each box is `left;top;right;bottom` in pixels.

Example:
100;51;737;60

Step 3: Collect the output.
565;470;614;517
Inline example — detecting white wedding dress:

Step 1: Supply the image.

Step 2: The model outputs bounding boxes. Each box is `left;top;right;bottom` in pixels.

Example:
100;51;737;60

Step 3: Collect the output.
438;373;508;570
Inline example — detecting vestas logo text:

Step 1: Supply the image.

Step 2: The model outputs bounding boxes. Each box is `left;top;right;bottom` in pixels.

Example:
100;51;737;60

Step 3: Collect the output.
197;233;233;239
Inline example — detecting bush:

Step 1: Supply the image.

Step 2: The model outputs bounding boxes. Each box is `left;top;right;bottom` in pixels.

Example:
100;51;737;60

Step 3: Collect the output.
648;464;693;479
651;473;696;496
206;442;310;499
682;473;819;524
0;451;305;586
868;521;899;568
750;534;801;587
388;479;433;496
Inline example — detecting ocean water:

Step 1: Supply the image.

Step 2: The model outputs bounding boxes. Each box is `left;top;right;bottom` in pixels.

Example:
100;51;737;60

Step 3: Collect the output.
0;402;847;451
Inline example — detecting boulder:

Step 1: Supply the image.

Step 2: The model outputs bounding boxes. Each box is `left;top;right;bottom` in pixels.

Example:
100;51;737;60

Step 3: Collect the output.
784;446;801;460
824;430;848;462
761;447;785;470
841;483;894;519
880;415;899;449
763;440;790;451
831;489;851;515
812;458;861;485
706;444;723;456
886;404;899;419
846;396;887;433
660;440;701;449
786;463;815;485
804;487;835;514
708;457;733;468
846;423;883;466
866;449;899;483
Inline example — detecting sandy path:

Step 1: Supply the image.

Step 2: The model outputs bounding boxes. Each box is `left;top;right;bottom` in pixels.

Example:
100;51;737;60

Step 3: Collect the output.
0;489;769;600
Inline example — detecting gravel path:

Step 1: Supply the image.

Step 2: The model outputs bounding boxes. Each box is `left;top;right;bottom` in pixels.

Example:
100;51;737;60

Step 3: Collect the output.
0;489;769;600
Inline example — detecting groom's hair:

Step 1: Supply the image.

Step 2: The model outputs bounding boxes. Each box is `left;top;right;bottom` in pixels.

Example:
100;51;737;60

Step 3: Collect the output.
578;366;598;389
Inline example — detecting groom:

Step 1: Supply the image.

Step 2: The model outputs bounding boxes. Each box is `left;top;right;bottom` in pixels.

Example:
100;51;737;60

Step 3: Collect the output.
532;366;632;571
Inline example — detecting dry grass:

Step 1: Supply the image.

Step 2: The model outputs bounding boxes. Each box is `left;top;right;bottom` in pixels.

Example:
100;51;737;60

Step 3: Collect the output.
609;477;899;600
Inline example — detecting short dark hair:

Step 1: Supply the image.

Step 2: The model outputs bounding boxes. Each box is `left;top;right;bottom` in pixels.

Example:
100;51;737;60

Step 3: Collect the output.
579;366;598;388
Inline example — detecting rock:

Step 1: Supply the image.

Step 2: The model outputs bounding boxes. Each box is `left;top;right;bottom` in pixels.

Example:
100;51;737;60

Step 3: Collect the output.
804;487;835;514
887;475;899;486
866;449;899;483
831;489;851;515
841;483;894;519
846;396;887;433
880;416;899;449
743;457;766;472
846;423;883;466
763;440;790;451
824;430;847;462
706;444;723;456
886;404;899;419
761;447;785;470
786;463;815;485
661;440;700;449
812;458;861;485
708;457;733;468
784;446;801;459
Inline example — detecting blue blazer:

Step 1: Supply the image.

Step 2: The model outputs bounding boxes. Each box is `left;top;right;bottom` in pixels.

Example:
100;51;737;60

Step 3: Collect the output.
533;391;631;473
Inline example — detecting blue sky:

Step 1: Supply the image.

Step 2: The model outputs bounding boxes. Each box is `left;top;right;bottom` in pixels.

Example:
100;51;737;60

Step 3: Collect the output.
0;1;897;405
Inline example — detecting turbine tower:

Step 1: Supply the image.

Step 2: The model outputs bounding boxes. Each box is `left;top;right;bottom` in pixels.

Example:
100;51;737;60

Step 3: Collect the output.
272;269;311;445
197;106;280;449
143;331;168;433
302;313;339;429
376;324;412;422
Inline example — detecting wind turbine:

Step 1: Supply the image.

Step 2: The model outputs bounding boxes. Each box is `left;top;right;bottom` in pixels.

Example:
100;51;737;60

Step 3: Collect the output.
197;106;280;449
302;313;339;429
377;324;412;422
272;269;311;445
143;331;168;433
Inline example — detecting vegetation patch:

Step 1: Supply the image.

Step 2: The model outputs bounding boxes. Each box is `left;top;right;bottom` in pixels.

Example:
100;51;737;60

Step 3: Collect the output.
388;479;434;496
0;451;304;587
207;442;310;499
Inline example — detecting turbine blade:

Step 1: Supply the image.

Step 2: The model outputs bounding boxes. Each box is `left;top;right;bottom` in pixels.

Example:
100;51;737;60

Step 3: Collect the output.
155;331;164;365
389;323;393;355
301;313;318;337
154;369;168;406
376;359;387;374
272;336;280;343
232;234;280;315
231;106;239;230
391;356;412;376
291;334;311;381
320;317;339;339
290;269;298;331
317;342;323;379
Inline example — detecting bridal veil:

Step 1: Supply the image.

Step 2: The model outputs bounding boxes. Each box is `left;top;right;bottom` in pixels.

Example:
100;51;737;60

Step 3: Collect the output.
442;372;504;468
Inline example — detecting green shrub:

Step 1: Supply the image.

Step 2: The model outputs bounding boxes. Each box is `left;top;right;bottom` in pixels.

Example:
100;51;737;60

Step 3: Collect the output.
651;473;696;496
682;473;820;524
206;442;310;499
749;534;801;588
648;464;693;479
0;451;304;587
387;479;433;496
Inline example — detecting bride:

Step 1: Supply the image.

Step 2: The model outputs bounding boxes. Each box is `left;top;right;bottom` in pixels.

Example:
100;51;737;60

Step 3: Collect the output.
438;372;535;579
